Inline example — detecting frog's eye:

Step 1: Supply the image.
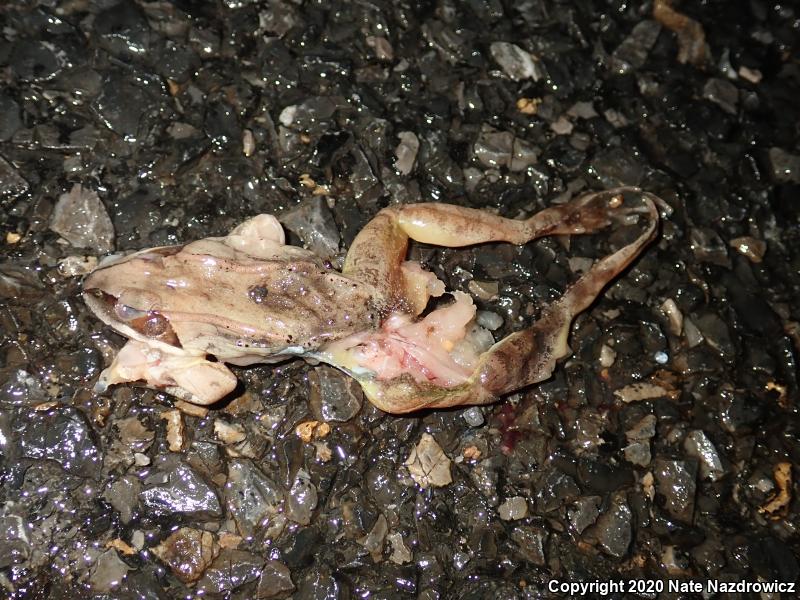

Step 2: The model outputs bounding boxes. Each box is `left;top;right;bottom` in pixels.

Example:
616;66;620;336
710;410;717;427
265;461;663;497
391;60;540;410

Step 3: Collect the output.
115;303;146;321
128;311;181;347
141;313;169;337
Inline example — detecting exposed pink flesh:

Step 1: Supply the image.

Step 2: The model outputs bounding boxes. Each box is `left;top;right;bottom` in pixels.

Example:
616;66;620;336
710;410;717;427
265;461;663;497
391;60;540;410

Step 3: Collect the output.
342;291;482;387
400;261;446;314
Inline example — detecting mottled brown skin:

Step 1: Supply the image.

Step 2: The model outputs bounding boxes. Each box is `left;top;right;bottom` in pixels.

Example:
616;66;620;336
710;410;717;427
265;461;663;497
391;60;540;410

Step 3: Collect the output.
84;241;380;359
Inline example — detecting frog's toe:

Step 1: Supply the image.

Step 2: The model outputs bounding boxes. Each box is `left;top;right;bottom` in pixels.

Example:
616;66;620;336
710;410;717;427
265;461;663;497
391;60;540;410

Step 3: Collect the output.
553;187;634;233
92;339;239;406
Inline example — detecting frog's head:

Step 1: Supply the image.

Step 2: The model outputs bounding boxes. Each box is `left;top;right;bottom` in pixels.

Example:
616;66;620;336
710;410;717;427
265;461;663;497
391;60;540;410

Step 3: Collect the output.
83;246;185;352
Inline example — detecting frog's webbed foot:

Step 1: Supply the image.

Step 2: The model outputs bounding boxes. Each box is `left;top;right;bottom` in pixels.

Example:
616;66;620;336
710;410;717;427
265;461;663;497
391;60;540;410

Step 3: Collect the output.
339;187;660;413
528;185;652;235
96;340;237;405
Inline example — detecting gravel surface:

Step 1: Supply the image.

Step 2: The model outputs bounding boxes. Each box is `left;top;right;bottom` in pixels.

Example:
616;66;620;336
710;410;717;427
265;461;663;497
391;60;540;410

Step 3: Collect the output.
1;1;799;598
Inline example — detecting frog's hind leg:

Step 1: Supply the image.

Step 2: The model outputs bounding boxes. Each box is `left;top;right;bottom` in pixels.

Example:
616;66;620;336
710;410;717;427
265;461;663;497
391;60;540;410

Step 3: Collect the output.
343;188;645;313
343;208;413;311
470;188;660;398
341;188;659;413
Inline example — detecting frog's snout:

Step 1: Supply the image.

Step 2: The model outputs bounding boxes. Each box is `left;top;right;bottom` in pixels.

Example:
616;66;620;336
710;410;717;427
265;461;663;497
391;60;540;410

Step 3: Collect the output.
82;286;117;319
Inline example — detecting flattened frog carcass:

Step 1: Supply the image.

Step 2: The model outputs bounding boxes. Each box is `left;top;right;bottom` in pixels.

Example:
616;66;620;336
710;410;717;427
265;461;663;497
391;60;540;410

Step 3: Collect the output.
83;188;659;413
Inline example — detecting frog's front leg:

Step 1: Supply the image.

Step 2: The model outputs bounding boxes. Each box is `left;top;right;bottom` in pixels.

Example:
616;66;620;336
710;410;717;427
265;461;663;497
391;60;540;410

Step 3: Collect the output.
96;340;238;405
338;188;660;413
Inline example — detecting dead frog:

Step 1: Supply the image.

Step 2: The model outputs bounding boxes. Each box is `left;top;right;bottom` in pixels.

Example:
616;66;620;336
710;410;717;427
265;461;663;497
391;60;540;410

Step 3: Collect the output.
83;187;659;413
